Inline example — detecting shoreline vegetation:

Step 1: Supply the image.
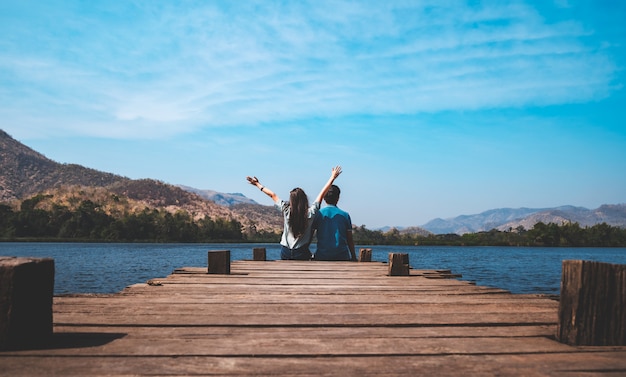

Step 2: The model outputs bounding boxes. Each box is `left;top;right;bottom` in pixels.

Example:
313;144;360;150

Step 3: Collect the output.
1;196;626;247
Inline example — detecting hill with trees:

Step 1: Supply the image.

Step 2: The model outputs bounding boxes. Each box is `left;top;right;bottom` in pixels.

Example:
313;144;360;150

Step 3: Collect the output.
0;130;123;201
341;221;626;246
0;129;282;239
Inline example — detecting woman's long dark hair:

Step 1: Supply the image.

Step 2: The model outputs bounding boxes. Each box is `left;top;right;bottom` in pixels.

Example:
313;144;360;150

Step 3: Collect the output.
289;187;309;238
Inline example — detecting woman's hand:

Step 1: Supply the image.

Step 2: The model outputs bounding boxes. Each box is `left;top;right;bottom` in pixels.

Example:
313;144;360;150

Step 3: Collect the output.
246;176;260;186
248;176;279;203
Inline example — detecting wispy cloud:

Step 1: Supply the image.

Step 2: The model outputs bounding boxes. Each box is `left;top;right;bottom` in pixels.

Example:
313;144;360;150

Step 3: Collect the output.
0;1;619;139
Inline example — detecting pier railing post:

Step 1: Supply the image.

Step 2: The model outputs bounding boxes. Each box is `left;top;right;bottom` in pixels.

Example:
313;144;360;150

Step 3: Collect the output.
359;248;372;262
388;253;409;276
253;247;266;261
557;260;626;346
0;257;54;350
207;250;230;274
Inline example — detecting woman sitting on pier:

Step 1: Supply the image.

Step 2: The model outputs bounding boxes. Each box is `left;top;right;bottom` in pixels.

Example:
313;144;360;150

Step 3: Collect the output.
246;166;342;260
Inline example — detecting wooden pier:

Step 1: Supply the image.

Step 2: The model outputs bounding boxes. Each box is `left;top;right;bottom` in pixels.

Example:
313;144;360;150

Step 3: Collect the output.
1;259;626;376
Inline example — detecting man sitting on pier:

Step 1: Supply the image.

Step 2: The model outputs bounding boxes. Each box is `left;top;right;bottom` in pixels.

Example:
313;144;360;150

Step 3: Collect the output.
313;185;357;261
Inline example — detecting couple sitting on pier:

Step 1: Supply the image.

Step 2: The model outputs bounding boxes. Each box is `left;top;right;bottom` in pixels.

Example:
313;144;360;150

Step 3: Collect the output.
247;166;357;261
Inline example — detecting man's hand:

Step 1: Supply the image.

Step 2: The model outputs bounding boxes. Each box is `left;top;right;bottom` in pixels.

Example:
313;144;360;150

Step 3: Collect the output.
331;166;342;179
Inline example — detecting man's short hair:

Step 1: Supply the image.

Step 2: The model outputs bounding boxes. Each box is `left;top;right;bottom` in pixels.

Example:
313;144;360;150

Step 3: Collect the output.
324;185;340;204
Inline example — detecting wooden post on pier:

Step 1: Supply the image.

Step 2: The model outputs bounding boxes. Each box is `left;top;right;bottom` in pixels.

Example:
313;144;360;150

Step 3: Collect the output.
253;247;266;261
207;250;230;274
0;257;54;350
359;248;372;262
388;253;409;276
557;260;626;346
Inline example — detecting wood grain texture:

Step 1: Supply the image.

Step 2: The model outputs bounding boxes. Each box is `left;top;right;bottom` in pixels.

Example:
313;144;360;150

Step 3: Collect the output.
557;260;626;346
1;259;625;376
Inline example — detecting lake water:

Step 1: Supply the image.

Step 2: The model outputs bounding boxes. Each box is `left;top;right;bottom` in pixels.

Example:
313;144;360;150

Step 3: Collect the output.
1;242;625;295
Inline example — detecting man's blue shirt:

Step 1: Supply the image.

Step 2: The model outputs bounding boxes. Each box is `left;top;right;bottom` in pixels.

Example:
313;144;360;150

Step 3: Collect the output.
314;204;352;261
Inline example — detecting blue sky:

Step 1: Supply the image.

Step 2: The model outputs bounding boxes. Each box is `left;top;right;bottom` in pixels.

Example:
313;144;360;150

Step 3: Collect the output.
1;0;625;228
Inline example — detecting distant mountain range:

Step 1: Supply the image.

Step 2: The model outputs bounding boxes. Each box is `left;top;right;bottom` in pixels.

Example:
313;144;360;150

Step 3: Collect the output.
420;205;626;235
177;185;258;206
2;129;624;236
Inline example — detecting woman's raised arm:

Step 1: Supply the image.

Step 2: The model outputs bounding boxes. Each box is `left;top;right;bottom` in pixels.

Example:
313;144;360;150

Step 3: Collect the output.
247;176;279;204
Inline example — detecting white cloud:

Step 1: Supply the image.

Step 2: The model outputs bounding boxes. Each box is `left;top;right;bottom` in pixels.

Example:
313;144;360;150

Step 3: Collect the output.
0;0;620;139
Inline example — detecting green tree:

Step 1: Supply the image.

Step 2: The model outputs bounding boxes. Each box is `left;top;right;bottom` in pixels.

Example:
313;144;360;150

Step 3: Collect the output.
13;194;55;237
0;204;16;237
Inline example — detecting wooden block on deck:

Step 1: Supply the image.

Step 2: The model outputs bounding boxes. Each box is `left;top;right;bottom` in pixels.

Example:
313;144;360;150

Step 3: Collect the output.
253;247;266;261
557;260;626;346
359;248;372;262
207;250;230;274
388;253;409;276
0;257;54;350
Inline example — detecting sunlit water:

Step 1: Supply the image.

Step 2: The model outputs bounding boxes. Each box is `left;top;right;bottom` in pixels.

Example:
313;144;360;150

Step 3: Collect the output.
1;242;625;295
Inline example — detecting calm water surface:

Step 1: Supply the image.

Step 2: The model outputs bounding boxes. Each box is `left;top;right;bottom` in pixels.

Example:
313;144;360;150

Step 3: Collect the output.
1;242;625;295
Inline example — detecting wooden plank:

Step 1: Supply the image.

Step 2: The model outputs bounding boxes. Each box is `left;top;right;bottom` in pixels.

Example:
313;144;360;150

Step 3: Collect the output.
52;303;557;318
3;353;626;376
53;294;557;305
1;336;573;357
51;324;558;339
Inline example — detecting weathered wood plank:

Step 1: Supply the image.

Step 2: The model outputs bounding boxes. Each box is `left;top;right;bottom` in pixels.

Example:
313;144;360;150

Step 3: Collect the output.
53;302;557;317
54;294;556;305
1;336;573;357
51;313;557;327
51;324;559;339
3;352;626;376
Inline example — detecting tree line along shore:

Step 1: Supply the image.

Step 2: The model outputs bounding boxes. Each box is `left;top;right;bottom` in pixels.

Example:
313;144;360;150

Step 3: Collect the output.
1;195;626;246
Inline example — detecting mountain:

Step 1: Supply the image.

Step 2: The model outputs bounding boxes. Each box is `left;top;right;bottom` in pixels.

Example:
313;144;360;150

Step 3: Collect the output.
422;205;626;235
176;186;283;231
375;226;432;236
0;129;125;201
174;186;287;232
396;226;432;237
495;204;626;232
177;185;258;206
0;130;282;233
421;207;553;234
